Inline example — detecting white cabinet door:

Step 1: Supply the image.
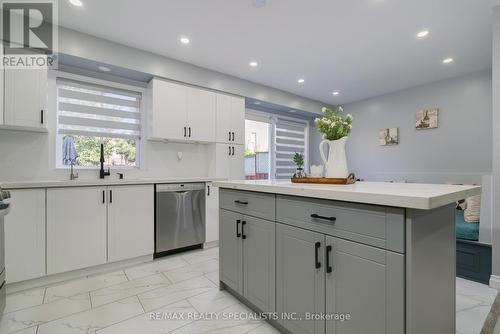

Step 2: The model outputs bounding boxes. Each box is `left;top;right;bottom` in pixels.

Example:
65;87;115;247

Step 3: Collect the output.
187;87;216;142
149;78;187;141
205;183;219;243
230;144;245;180
47;187;107;275
214;143;231;178
4;67;47;128
108;185;154;262
231;96;245;145
5;189;46;283
216;94;232;143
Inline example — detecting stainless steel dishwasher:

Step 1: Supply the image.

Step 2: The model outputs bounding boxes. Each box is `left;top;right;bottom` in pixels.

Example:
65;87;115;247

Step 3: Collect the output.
155;183;205;257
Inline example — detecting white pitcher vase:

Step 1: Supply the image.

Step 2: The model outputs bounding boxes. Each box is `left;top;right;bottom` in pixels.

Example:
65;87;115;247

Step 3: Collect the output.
319;136;349;178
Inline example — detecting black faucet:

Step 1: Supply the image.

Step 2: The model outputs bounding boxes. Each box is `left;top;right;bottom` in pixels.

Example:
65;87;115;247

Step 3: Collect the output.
100;143;110;179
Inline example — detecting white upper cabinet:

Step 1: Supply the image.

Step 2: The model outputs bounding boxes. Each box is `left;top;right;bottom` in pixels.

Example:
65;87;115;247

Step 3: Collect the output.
186;86;216;142
148;78;187;141
211;143;245;180
3;67;48;129
231;96;245;145
216;93;245;145
147;78;216;143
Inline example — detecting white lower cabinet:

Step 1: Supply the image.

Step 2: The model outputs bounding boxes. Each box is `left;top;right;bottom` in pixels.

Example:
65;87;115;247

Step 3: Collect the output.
4;189;46;283
205;182;219;243
47;187;107;275
108;185;154;262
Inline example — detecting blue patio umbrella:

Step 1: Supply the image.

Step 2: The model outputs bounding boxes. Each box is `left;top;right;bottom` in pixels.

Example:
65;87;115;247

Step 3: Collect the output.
62;135;78;166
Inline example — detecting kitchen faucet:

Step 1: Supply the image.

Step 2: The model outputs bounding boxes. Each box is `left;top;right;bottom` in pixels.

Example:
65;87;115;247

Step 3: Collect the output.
99;143;110;179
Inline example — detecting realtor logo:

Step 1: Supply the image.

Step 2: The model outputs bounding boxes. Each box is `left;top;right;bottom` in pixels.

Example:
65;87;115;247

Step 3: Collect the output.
1;0;58;69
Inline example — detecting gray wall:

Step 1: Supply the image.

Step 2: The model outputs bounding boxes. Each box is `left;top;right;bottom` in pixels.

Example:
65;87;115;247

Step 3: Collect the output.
491;5;500;284
341;70;492;182
310;70;492;243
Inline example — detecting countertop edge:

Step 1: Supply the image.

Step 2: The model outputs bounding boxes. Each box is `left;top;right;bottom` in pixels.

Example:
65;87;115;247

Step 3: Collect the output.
1;177;226;190
213;181;482;210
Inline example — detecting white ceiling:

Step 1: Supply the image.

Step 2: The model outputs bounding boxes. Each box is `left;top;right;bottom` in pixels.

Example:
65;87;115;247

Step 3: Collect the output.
58;0;493;105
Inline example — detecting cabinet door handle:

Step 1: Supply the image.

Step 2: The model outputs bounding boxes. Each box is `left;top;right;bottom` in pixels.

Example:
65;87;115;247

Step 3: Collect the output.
310;214;336;222
207;185;210;196
231;132;235;141
228;146;232;156
231;146;234;156
188;127;191;137
315;242;321;269
236;219;241;238
241;221;247;239
228;131;232;141
184;127;187;137
109;190;113;203
326;245;333;273
234;200;248;205
40;110;44;124
102;190;105;204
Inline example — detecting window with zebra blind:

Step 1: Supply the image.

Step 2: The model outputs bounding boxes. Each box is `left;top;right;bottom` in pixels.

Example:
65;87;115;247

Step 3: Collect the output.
55;75;142;168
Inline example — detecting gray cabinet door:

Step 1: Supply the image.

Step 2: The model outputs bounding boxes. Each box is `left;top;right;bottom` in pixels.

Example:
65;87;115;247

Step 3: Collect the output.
325;236;404;334
242;215;276;313
219;209;243;294
276;223;325;334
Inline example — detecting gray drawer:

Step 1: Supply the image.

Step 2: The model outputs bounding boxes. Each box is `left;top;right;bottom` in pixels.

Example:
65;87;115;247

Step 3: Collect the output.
220;189;275;221
276;195;405;253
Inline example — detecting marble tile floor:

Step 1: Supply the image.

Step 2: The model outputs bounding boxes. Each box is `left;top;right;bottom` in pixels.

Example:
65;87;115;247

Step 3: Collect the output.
0;246;496;334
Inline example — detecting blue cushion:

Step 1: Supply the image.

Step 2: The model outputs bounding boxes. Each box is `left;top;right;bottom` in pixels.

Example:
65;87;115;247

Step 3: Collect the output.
456;209;479;241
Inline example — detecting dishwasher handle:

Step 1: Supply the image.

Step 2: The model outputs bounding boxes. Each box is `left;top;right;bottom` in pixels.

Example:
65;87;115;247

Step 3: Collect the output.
156;183;206;192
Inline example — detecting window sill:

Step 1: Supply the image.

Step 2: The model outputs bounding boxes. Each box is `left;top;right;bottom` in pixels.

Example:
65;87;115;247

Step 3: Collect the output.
55;166;140;171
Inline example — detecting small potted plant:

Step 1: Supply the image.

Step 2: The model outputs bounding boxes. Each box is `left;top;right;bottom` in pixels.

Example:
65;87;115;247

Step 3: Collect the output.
292;152;306;178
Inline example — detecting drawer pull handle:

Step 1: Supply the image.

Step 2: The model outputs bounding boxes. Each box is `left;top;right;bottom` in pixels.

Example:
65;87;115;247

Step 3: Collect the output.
314;242;321;269
234;200;248;205
326;245;333;273
310;214;336;222
236;219;241;238
241;221;247;239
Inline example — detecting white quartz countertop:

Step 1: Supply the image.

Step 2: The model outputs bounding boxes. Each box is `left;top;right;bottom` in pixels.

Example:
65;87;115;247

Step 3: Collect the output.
213;179;481;210
1;177;223;190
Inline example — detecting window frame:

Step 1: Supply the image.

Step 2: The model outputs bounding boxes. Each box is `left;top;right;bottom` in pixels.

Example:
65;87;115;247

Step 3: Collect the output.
51;70;146;170
245;109;309;179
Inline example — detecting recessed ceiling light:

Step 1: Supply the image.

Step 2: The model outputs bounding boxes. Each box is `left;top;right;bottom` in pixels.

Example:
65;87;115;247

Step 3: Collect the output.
297;78;305;83
69;0;83;6
98;66;111;72
332;91;340;96
442;57;454;64
249;61;258;67
289;110;297;113
180;37;190;44
416;30;429;39
253;101;261;105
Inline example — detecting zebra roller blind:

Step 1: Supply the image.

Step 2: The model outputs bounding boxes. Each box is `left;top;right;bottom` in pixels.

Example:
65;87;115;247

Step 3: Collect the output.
57;78;142;139
274;117;308;179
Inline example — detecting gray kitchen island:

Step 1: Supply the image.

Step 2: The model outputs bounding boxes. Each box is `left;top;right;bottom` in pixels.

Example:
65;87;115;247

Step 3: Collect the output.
213;180;481;334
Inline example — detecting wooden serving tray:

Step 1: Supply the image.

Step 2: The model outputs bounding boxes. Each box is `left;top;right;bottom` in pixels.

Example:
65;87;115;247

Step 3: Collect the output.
291;173;356;185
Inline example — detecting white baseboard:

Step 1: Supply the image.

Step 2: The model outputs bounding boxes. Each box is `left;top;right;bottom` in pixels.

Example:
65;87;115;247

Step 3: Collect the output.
489;275;500;289
6;255;153;294
204;240;219;249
